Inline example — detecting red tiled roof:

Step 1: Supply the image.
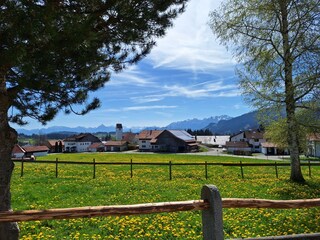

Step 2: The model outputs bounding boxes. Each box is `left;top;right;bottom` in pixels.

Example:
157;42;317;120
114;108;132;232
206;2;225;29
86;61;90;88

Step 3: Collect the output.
12;144;25;154
105;141;128;146
88;142;105;148
138;130;163;140
22;146;49;153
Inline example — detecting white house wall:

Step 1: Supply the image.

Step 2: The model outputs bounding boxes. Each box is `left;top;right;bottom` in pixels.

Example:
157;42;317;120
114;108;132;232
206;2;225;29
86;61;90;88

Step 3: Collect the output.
139;140;152;151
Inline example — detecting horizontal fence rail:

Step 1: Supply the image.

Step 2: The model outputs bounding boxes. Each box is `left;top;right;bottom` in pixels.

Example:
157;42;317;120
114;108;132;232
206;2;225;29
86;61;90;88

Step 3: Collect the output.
1;197;319;223
13;158;320;180
2;185;320;239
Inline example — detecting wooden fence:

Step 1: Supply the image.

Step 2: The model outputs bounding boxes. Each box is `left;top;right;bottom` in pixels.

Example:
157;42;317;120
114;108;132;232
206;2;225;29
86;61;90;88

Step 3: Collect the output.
13;159;320;180
1;185;320;239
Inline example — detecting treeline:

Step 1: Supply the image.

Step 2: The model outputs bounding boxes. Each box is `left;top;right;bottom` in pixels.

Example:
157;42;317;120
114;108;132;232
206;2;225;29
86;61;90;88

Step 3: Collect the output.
186;129;213;136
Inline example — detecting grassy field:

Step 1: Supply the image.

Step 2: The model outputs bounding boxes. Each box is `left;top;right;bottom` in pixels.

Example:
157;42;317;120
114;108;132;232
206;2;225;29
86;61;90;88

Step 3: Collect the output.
11;153;320;239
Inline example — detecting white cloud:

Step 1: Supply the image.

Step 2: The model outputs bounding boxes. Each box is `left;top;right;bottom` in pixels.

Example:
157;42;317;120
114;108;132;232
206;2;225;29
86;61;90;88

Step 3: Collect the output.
148;0;235;72
130;80;240;103
103;105;177;112
123;105;177;111
108;65;154;86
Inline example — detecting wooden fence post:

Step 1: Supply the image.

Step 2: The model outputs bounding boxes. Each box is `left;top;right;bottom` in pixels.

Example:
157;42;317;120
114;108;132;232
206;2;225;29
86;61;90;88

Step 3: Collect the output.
130;159;133;178
308;160;311;178
93;158;96;179
201;185;224;240
169;161;172;180
21;159;24;177
205;161;208;180
240;161;244;179
275;162;278;178
55;158;58;178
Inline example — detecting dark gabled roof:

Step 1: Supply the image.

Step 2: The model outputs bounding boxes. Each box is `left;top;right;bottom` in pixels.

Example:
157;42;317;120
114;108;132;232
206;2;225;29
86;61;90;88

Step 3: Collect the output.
244;130;264;139
168;130;195;142
64;133;100;143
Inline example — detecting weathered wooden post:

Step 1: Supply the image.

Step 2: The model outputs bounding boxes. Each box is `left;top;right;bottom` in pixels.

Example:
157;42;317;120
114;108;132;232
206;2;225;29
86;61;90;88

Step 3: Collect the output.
201;185;224;240
308;160;311;178
93;158;96;179
169;161;172;180
130;159;133;178
275;161;278;178
205;161;208;179
55;158;58;178
240;161;244;179
21;159;24;177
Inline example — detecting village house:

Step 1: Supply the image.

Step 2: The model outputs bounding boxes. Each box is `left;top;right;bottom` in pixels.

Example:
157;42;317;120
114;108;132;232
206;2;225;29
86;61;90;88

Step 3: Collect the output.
138;130;198;153
64;133;101;153
307;133;320;158
230;130;265;153
196;135;230;148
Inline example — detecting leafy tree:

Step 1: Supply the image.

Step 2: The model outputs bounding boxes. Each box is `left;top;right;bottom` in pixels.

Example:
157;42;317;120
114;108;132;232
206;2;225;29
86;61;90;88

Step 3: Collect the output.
210;0;320;182
58;141;63;153
54;141;59;153
0;1;187;238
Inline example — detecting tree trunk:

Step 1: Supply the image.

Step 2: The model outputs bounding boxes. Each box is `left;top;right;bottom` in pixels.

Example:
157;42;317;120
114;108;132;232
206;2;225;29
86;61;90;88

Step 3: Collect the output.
0;77;20;239
280;0;305;183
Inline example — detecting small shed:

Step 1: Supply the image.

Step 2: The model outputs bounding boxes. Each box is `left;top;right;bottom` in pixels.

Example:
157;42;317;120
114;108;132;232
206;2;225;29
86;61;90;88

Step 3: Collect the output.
88;142;106;152
22;146;49;157
225;141;252;155
261;142;289;155
105;141;128;152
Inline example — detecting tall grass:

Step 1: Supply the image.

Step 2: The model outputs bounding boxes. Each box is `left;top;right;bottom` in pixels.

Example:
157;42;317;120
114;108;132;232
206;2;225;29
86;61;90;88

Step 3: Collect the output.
11;153;320;239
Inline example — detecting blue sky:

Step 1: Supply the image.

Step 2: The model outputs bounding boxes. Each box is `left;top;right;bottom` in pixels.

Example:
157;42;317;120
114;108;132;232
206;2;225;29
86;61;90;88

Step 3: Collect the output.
15;0;252;130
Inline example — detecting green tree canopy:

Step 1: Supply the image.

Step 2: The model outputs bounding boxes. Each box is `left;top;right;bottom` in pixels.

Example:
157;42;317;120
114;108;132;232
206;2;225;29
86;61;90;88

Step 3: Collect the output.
0;1;187;238
210;0;320;182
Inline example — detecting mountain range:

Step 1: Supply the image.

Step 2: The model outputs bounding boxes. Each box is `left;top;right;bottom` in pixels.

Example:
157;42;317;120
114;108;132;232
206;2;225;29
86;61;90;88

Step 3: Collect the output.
16;112;260;136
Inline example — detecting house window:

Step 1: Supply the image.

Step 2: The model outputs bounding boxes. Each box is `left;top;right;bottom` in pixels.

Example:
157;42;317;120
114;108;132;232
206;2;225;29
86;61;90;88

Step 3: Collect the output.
142;145;146;148
254;139;259;142
142;140;146;143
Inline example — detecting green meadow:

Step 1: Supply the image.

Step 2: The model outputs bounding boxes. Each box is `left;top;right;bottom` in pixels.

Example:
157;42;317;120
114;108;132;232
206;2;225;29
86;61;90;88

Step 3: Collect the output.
11;153;320;239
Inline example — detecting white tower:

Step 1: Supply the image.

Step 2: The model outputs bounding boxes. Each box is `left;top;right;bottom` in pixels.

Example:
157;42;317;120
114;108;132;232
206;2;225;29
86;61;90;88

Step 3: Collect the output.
115;123;123;141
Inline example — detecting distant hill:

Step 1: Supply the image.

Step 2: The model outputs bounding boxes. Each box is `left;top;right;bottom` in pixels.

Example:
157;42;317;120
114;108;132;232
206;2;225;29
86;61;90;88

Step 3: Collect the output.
165;115;232;131
205;111;260;135
16;124;135;135
16;113;264;136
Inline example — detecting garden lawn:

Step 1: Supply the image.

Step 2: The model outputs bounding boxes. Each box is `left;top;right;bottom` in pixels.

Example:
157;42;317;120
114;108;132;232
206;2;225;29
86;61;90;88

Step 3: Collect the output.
11;153;320;239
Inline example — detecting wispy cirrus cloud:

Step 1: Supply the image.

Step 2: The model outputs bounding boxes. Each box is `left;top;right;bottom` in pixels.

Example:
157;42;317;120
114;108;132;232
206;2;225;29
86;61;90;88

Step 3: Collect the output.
108;65;155;87
103;105;177;112
130;80;240;104
148;0;235;73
